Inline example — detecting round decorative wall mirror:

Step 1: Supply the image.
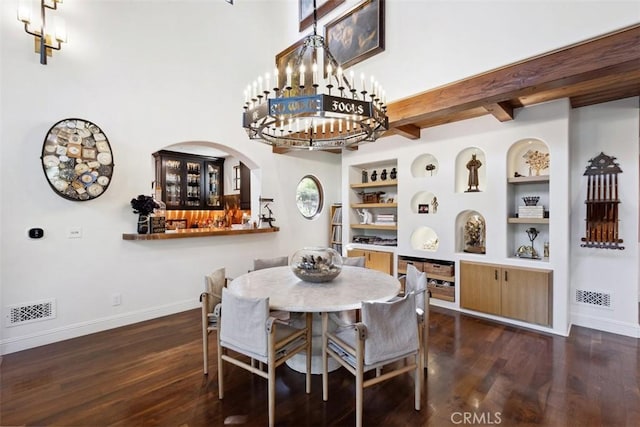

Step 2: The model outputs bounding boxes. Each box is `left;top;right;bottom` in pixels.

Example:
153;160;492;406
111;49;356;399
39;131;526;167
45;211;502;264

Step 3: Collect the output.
41;118;114;201
295;175;323;219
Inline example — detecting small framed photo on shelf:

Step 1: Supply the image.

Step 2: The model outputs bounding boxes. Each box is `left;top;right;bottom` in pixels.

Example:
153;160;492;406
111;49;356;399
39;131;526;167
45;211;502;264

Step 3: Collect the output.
324;0;385;71
418;204;429;214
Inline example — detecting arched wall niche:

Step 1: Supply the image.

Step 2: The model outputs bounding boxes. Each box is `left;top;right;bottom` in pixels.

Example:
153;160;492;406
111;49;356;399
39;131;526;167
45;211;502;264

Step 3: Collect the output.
506;138;550;178
454;147;487;193
410;226;440;252
410;154;439;178
455;209;486;254
410;191;439;214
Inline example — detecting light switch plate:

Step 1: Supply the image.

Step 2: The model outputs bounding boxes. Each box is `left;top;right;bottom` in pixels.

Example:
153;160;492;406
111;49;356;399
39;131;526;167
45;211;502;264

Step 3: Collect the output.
67;227;82;239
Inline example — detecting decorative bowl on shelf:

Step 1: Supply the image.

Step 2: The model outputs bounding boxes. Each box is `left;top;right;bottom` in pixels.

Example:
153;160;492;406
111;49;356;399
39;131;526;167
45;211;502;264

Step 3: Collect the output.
522;196;540;206
290;247;343;283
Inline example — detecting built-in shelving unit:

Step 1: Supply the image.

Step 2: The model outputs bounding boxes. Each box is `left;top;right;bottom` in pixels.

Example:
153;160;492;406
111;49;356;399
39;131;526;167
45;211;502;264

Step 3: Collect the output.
348;161;398;247
329;204;342;253
506;139;550;261
398;255;455;302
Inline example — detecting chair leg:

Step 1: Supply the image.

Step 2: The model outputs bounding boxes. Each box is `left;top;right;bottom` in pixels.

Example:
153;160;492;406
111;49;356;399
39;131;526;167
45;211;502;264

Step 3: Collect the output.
415;353;422;410
216;319;224;399
201;300;209;375
356;368;364;427
202;330;209;375
305;312;312;394
321;312;329;401
268;358;276;427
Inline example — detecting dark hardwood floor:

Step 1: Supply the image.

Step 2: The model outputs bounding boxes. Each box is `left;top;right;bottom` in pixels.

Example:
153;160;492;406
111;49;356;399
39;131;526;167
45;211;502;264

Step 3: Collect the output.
1;306;639;426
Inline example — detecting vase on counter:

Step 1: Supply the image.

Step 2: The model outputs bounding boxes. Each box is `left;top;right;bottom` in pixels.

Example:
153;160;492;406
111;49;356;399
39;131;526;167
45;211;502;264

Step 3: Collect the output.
137;214;150;234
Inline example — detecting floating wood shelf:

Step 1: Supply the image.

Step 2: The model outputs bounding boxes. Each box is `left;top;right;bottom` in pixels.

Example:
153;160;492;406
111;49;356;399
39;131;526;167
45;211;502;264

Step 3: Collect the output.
508;218;550;224
350;224;397;231
350;180;398;189
122;226;280;240
507;176;550;185
351;203;398;208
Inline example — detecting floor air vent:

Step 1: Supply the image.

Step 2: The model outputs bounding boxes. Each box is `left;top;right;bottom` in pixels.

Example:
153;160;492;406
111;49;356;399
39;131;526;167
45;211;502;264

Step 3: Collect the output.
575;290;611;308
6;299;56;326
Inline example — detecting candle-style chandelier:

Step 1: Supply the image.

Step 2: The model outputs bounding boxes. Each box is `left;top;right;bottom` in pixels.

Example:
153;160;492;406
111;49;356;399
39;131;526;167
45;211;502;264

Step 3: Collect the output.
242;1;388;151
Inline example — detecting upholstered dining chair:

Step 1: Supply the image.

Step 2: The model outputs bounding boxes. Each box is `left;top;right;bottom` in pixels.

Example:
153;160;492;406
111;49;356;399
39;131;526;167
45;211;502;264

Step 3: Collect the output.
216;288;312;427
200;267;227;375
404;263;430;362
341;256;366;267
339;256;367;323
252;255;288;271
252;255;291;321
321;293;424;427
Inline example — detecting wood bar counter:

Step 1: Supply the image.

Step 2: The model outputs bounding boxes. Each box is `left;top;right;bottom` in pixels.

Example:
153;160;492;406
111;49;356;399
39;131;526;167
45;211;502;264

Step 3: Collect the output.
122;226;279;240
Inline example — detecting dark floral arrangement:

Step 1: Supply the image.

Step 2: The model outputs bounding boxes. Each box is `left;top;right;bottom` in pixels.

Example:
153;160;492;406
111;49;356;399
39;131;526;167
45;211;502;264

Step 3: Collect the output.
130;195;158;216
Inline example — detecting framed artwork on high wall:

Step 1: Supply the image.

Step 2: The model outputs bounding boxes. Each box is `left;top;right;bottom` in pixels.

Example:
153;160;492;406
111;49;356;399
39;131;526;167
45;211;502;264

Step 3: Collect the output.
299;0;345;31
324;0;384;71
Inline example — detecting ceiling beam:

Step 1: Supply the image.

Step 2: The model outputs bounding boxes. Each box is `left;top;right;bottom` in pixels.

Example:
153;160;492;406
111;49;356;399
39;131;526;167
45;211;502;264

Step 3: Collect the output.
392;124;421;139
484;101;515;122
386;24;640;132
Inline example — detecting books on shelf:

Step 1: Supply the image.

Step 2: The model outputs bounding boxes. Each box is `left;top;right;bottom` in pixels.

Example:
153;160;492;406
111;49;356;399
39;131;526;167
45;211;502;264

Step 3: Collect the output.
518;206;544;218
374;213;396;225
331;206;342;224
332;224;342;242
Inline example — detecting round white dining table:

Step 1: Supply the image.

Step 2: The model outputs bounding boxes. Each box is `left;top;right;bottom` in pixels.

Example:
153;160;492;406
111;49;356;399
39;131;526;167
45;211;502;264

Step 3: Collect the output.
228;265;401;312
228;265;401;374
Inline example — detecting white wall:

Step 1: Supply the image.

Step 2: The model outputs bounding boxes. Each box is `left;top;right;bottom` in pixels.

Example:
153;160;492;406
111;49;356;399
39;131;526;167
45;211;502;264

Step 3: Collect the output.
569;97;640;337
1;0;638;353
0;0;340;354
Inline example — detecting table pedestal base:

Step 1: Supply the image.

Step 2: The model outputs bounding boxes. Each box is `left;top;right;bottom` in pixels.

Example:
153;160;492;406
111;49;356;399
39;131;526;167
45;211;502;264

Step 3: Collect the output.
286;312;347;374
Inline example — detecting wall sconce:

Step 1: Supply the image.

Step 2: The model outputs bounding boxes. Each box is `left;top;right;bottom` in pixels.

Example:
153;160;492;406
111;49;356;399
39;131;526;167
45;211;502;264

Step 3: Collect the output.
17;0;67;65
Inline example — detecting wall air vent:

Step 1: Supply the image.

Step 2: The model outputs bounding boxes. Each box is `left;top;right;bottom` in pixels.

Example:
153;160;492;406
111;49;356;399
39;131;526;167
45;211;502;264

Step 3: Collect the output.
6;299;56;326
575;290;612;309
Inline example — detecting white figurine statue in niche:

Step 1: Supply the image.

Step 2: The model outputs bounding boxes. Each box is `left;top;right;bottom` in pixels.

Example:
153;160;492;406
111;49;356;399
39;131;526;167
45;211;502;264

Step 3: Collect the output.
357;209;373;224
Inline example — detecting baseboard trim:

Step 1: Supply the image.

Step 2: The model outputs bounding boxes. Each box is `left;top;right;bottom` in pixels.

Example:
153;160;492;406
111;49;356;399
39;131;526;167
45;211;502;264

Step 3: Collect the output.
570;312;640;338
0;299;199;355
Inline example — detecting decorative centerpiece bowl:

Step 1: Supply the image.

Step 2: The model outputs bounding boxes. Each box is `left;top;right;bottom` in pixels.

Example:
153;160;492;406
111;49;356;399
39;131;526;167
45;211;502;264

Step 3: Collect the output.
290;247;343;283
522;196;540;206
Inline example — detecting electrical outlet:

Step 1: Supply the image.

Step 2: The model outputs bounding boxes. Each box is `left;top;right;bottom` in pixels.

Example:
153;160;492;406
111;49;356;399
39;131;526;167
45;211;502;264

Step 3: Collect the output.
112;293;121;306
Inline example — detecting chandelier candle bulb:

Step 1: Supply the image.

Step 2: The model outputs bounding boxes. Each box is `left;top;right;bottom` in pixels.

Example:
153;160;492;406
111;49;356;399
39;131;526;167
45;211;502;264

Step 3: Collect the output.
286;66;292;89
312;62;318;86
299;64;305;87
273;68;278;90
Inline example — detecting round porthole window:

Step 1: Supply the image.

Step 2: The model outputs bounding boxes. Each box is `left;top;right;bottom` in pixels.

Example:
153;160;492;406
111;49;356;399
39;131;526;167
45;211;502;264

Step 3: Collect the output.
295;175;323;219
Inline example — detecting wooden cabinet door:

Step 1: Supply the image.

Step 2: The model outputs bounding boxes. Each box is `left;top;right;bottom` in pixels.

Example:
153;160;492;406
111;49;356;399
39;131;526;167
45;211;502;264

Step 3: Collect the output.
347;249;366;259
366;250;393;275
460;261;501;315
346;249;392;275
501;267;552;326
